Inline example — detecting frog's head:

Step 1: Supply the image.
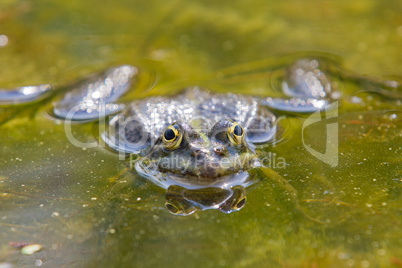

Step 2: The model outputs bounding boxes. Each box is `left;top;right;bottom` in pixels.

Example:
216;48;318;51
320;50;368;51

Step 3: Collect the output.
139;118;257;181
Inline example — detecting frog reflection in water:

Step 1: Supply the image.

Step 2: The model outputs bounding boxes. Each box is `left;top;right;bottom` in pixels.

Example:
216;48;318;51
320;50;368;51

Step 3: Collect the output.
0;58;339;215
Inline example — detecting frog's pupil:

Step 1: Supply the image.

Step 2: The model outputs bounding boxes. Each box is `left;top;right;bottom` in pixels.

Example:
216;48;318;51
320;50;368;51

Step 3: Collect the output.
234;125;243;136
164;128;176;140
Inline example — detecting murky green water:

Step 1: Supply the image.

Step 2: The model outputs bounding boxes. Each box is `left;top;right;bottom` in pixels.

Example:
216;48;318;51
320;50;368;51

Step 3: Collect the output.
0;0;401;267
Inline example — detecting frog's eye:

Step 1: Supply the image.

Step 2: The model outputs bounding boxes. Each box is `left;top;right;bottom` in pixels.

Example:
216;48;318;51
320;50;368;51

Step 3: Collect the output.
163;123;183;150
227;122;244;145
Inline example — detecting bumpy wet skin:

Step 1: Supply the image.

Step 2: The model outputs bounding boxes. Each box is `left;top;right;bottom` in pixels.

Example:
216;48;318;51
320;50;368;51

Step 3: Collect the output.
0;0;401;267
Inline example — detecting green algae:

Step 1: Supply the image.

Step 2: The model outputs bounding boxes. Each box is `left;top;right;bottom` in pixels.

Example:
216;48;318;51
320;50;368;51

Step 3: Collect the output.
0;0;401;267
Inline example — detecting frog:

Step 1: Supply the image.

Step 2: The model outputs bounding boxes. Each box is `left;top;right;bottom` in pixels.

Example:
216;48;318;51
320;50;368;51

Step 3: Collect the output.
108;88;279;215
0;58;340;215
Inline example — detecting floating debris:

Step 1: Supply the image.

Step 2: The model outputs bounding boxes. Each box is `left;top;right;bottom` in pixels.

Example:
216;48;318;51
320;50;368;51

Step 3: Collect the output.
21;244;42;255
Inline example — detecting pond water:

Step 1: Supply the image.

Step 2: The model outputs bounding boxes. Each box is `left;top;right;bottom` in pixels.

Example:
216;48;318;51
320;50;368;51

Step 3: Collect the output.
0;0;401;267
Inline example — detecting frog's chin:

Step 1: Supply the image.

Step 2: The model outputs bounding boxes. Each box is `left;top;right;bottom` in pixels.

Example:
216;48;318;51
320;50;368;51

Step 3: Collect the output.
135;159;255;190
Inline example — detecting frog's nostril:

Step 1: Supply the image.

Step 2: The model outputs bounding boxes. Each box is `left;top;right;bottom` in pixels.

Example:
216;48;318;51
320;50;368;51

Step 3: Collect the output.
191;149;201;157
214;146;228;156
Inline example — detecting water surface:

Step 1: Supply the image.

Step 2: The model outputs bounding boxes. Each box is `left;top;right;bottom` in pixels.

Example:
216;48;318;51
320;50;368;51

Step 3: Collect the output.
0;0;401;267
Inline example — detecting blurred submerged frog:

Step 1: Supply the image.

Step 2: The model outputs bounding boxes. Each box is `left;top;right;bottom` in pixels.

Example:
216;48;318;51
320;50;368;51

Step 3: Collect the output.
0;58;356;215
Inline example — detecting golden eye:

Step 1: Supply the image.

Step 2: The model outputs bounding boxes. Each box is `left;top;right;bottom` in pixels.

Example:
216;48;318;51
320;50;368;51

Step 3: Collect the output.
163;123;183;150
227;122;244;145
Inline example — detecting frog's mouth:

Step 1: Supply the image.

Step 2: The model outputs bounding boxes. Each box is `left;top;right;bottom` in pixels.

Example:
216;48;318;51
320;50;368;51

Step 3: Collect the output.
134;158;256;190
